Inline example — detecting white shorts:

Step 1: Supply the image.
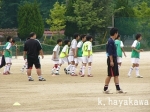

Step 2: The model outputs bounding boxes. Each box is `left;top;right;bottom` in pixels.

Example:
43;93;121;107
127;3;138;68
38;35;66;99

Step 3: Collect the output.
75;57;83;64
5;57;12;63
82;56;93;63
68;56;76;62
117;57;122;63
53;60;59;64
59;57;68;64
131;58;139;64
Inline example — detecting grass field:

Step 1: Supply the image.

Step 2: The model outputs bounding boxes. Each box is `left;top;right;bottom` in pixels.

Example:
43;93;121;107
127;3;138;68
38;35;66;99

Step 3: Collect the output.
0;52;150;112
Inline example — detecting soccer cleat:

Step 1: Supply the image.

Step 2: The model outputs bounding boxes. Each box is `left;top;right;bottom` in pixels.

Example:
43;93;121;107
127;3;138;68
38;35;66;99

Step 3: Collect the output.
39;78;46;81
64;68;68;74
28;78;34;81
116;89;127;94
87;74;93;77
79;72;82;75
136;75;143;78
51;69;55;75
103;90;113;94
3;73;8;75
20;68;24;72
127;74;131;77
71;73;78;76
55;71;60;75
67;70;71;74
81;75;85;77
7;71;12;74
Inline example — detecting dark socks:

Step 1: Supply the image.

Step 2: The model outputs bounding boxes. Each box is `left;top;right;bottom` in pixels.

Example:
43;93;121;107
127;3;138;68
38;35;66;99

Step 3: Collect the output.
115;84;121;90
104;85;108;91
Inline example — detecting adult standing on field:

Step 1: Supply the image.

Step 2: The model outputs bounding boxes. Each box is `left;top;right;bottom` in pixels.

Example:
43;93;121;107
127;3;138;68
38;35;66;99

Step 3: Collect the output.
23;32;46;81
103;28;125;94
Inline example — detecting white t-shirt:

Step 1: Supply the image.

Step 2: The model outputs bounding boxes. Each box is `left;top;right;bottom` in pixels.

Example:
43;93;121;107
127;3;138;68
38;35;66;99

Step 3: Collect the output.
77;41;83;48
132;40;139;47
87;41;92;51
62;45;68;53
52;44;60;61
6;42;11;50
120;41;124;47
69;39;77;55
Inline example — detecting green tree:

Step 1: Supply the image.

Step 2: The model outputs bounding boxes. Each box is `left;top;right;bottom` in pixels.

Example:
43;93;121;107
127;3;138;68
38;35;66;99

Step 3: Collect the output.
115;0;135;17
0;0;20;28
18;1;44;39
129;0;150;7
46;2;66;36
114;0;136;42
64;0;79;37
133;2;150;46
67;0;109;35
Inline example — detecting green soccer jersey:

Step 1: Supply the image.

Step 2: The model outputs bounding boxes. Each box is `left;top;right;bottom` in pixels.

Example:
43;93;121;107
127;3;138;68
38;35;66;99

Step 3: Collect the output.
131;40;140;58
115;40;124;57
4;42;12;57
77;41;83;57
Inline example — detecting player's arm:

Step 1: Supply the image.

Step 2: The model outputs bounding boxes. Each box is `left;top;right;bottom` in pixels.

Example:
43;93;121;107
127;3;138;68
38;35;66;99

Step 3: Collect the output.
132;47;143;52
75;47;78;57
39;49;44;59
63;52;68;57
75;42;81;57
131;47;140;52
53;51;56;59
121;48;127;57
131;41;141;53
62;46;68;57
36;41;44;59
71;48;75;57
53;46;57;59
23;43;27;60
88;43;91;58
23;51;27;60
5;43;12;54
108;42;114;67
121;41;126;57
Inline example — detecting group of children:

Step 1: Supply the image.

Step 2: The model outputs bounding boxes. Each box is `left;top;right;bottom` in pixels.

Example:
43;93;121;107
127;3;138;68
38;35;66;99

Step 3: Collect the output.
51;32;144;78
2;32;143;79
51;34;93;77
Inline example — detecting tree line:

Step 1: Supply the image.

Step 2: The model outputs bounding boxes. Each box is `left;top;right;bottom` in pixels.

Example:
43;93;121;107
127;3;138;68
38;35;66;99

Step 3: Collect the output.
0;0;150;46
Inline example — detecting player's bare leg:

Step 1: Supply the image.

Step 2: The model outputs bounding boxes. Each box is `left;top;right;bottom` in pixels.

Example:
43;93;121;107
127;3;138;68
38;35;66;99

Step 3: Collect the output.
103;76;112;94
114;76;126;93
27;69;34;81
37;68;46;81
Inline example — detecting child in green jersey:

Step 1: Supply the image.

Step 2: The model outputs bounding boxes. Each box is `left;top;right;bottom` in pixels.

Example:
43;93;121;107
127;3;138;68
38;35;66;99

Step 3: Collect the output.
81;35;93;77
115;34;126;68
3;36;13;75
9;39;15;72
56;40;70;75
128;34;143;78
75;34;86;75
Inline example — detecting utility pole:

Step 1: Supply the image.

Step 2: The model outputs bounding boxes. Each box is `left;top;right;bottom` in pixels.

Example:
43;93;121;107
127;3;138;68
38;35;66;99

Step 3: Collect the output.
112;15;114;27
